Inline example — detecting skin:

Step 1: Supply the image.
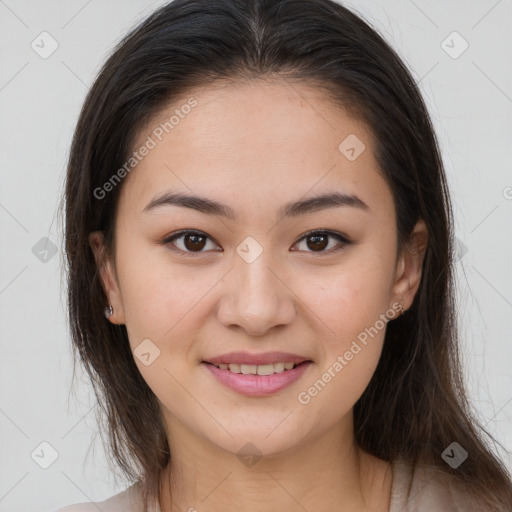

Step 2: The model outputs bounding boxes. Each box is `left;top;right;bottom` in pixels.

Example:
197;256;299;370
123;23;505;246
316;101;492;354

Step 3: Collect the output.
89;78;428;512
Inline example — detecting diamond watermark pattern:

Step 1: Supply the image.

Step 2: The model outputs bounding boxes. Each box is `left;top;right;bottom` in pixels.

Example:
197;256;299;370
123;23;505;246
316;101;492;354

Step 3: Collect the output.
442;442;468;468
134;338;161;366
454;237;468;260
441;31;469;59
236;236;263;264
31;441;59;469
32;237;58;263
237;442;263;468
338;134;366;162
31;31;59;59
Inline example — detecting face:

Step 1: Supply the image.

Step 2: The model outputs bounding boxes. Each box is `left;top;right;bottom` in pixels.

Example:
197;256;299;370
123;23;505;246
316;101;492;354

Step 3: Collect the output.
90;79;427;459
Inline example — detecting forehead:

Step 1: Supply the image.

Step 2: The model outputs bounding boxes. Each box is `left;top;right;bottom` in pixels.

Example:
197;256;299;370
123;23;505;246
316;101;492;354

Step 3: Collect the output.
118;78;393;223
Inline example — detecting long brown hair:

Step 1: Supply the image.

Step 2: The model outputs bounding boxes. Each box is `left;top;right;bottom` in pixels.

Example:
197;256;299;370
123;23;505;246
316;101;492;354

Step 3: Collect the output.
61;0;512;510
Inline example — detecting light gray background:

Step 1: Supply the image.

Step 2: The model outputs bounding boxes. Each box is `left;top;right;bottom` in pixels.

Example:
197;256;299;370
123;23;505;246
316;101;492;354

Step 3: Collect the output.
0;0;511;510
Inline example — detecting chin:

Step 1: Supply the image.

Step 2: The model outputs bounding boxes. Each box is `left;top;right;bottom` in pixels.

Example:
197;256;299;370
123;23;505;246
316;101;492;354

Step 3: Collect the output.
206;425;306;461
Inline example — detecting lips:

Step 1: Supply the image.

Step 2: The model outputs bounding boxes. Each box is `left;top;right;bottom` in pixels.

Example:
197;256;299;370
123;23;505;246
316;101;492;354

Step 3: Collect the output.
203;351;311;366
203;359;313;396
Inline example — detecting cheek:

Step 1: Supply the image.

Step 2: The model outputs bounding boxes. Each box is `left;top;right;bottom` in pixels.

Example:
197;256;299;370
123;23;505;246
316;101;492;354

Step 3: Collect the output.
296;258;392;342
116;250;211;405
297;339;382;424
296;268;389;415
116;243;217;353
292;256;392;408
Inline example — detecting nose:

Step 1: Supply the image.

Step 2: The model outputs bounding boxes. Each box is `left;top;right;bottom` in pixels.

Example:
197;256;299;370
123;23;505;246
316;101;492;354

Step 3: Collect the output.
216;249;296;337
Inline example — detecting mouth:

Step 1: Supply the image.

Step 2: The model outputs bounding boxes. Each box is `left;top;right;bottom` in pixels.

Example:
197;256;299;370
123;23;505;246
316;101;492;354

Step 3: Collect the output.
202;360;310;375
201;355;314;397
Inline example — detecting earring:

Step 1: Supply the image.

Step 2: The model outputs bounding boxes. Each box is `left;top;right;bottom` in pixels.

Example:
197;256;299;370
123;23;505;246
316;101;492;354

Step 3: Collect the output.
104;304;114;319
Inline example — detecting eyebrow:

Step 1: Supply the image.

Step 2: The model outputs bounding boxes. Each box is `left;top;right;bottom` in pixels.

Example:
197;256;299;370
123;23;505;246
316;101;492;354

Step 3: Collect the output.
142;190;370;220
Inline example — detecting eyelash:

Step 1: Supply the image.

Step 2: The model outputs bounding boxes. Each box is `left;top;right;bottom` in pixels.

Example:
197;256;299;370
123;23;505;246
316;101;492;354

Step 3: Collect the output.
162;229;351;257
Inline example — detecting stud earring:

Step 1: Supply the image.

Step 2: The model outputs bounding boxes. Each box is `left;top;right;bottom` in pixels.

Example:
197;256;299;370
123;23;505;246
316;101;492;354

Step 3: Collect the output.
104;304;114;319
397;300;407;316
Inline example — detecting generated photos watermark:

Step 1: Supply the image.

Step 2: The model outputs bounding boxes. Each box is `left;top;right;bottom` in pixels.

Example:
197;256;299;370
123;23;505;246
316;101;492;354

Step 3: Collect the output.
93;97;198;200
297;301;403;405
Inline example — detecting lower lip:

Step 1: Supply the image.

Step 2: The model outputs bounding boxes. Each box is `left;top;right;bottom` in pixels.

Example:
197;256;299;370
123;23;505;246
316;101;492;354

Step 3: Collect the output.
202;361;313;397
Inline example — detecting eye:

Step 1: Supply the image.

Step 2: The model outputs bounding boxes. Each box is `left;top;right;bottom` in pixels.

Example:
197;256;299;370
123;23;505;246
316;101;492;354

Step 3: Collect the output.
292;230;350;254
163;230;221;256
163;229;350;256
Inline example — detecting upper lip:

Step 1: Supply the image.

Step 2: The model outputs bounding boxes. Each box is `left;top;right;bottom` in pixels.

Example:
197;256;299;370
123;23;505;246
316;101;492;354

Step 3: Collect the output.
203;351;312;366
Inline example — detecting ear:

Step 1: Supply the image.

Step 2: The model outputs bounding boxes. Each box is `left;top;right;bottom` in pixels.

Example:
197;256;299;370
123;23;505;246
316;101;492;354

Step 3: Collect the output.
390;219;428;313
88;231;126;324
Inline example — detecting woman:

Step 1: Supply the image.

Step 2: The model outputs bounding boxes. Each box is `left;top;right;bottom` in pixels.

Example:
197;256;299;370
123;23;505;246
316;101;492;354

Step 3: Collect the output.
57;0;512;510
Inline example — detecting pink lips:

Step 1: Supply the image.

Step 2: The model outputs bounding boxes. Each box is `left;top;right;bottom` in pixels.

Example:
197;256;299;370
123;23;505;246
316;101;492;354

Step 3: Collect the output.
204;351;310;366
202;359;313;397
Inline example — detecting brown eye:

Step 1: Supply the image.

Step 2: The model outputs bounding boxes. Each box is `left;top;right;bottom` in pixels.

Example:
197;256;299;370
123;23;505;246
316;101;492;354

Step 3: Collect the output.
182;233;207;251
306;233;329;251
293;230;350;254
163;229;350;257
164;230;220;255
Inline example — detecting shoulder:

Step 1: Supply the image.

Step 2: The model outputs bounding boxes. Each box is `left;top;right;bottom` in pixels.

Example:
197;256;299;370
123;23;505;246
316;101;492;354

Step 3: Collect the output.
390;459;486;512
53;481;147;512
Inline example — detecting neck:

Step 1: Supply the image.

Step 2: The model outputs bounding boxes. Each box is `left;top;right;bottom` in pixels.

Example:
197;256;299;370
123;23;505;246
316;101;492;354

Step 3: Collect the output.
158;414;392;512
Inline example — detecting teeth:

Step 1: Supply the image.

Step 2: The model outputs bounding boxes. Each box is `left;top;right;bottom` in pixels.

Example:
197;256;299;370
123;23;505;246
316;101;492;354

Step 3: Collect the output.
214;362;300;374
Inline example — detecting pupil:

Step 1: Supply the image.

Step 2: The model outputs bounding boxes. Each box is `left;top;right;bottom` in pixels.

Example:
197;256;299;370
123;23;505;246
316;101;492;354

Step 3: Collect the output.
308;234;327;251
185;234;206;251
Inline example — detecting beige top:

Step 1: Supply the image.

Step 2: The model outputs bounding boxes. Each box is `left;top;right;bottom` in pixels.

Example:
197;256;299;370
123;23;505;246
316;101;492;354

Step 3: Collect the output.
54;459;484;511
